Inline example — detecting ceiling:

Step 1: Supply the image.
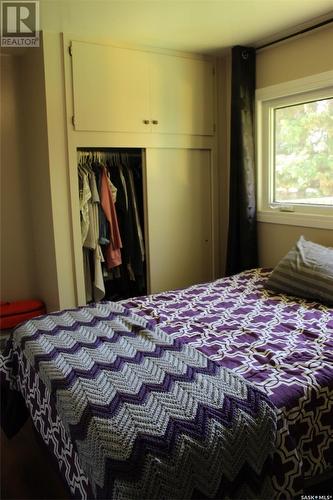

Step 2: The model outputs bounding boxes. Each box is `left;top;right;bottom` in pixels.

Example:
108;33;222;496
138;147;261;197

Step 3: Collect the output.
39;0;333;53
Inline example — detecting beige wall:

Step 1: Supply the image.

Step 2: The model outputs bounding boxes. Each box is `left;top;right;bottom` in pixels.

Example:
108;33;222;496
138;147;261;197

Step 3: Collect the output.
0;46;64;311
42;33;76;309
256;25;333;88
1;38;77;311
256;25;333;267
258;223;333;267
17;44;61;312
0;54;37;301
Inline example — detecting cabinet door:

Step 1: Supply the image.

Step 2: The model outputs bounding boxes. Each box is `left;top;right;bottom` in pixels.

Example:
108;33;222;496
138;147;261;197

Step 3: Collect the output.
150;54;215;136
71;41;151;133
145;148;212;293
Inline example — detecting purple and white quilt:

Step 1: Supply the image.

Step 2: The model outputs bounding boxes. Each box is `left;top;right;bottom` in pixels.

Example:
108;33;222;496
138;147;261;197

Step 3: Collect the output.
1;268;332;499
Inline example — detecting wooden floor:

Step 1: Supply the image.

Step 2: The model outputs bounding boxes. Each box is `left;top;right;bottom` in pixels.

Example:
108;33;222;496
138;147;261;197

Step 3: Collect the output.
1;419;70;500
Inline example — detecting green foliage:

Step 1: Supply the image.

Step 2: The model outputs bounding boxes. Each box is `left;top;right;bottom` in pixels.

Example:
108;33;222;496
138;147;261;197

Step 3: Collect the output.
274;98;333;203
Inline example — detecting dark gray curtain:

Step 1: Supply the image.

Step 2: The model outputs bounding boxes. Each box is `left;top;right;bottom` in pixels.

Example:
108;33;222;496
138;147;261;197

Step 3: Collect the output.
226;45;258;275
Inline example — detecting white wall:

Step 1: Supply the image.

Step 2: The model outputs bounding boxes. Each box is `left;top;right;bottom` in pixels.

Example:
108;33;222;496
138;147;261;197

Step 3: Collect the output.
0;54;37;301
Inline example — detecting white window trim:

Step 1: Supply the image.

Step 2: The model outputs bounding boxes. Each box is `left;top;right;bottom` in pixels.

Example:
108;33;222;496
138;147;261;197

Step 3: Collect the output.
256;70;333;230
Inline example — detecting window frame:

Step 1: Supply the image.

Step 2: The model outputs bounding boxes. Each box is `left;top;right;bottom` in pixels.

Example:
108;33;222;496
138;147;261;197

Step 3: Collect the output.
256;70;333;230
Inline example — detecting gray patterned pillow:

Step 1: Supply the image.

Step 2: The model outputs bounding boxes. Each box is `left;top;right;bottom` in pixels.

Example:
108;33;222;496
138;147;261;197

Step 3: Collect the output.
266;236;333;305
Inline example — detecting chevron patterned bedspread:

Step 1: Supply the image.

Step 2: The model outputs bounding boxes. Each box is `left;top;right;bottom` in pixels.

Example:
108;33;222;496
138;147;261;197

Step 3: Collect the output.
1;268;332;499
122;268;333;497
1;299;278;499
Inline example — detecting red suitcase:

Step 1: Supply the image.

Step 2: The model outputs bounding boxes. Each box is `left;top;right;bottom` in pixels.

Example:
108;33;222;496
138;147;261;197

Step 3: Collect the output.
0;300;46;329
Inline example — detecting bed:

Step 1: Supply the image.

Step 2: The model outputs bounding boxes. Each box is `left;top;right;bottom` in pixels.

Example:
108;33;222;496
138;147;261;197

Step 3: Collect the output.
1;268;332;499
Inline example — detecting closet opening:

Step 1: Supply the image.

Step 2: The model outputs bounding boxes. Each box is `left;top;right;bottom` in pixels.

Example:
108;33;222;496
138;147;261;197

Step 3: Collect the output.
77;147;146;303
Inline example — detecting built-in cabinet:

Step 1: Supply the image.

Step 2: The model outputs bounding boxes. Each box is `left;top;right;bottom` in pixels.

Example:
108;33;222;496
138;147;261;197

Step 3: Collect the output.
70;40;215;136
66;38;217;304
19;33;220;309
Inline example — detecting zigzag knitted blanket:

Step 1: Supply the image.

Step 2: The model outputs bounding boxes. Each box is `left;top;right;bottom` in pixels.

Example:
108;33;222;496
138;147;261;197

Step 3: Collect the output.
2;302;277;499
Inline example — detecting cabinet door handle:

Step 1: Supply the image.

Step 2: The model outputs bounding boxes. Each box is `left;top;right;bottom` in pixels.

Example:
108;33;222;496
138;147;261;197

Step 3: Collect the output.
152;120;159;125
142;119;150;124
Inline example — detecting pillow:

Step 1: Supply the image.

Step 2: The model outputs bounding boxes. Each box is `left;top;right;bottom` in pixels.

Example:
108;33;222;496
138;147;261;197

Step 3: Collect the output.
265;236;333;305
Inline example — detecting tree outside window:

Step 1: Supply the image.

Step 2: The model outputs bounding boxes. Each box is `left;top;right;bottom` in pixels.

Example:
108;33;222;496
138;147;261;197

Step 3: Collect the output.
274;97;333;206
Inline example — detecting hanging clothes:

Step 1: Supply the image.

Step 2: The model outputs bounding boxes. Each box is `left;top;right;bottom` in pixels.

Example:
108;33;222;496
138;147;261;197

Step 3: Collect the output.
78;166;91;244
88;173;105;301
79;160;105;302
92;164;110;246
100;166;122;269
77;149;146;303
108;159;145;296
83;173;96;247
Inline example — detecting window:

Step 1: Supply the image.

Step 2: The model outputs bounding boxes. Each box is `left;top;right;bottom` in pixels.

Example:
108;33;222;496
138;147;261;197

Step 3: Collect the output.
256;71;333;229
274;98;333;206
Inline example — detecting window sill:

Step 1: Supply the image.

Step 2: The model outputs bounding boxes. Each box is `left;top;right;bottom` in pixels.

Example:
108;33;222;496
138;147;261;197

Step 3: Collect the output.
257;210;333;230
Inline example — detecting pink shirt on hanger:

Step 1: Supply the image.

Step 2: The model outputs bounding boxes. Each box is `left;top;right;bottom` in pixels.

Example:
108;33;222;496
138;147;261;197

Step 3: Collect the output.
100;166;122;268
